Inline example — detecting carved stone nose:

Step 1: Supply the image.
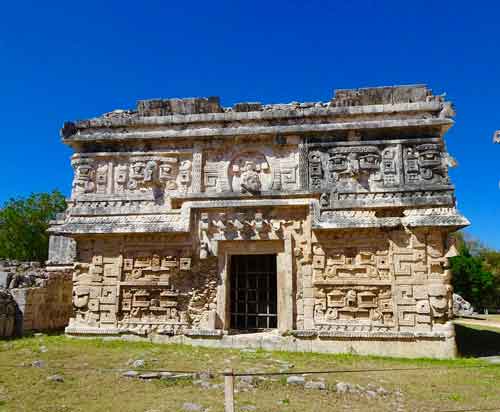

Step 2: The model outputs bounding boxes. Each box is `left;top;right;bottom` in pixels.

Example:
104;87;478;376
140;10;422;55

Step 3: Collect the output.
347;159;359;175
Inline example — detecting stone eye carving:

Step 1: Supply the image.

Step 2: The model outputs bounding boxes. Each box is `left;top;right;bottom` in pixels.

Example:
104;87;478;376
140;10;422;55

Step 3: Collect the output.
320;193;330;208
115;165;128;184
178;160;192;185
359;154;380;170
130;162;145;179
417;144;444;180
96;164;108;193
328;155;347;171
417;144;441;167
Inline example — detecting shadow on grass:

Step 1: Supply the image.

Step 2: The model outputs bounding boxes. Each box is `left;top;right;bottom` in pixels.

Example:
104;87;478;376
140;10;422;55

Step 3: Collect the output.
455;324;500;357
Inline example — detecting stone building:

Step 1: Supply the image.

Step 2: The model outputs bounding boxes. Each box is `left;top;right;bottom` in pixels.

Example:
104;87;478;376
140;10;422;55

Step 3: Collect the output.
51;85;469;358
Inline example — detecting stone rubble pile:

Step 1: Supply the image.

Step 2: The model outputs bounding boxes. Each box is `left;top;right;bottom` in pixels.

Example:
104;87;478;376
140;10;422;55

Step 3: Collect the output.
118;364;393;400
0;260;49;289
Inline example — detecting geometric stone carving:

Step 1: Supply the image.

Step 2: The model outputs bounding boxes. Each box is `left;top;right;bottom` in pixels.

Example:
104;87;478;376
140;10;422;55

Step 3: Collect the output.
57;85;469;358
314;286;394;330
309;139;451;206
71;154;193;198
312;242;390;283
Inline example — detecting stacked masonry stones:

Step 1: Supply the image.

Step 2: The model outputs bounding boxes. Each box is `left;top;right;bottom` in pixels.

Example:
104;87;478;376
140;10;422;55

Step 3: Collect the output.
0;260;72;336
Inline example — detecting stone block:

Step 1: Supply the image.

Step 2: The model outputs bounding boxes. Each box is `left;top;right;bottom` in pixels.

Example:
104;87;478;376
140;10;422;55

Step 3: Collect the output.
0;272;11;289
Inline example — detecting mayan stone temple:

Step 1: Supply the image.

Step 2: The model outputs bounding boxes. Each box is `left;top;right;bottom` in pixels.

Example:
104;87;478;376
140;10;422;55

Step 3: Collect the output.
50;84;469;358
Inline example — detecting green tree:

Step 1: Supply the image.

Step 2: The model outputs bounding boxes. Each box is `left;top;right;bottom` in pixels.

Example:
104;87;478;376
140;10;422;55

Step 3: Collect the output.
0;191;66;262
479;248;500;309
449;238;497;311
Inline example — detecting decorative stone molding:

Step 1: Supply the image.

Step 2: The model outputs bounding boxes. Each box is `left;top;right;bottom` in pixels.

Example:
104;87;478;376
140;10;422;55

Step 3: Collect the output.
54;85;468;358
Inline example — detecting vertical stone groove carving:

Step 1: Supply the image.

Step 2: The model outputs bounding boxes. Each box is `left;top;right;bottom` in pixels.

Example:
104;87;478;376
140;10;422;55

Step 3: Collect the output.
298;141;308;190
191;146;202;193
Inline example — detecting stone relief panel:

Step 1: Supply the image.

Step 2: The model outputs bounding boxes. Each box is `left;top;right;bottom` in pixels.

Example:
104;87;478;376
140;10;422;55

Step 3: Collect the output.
127;157;192;193
307;139;451;208
312;232;390;284
395;283;453;333
403;143;449;186
308;145;396;193
202;145;299;194
67;236;218;335
121;252;191;282
70;154;193;199
197;208;306;259
228;152;272;194
314;286;394;331
72;159;97;195
314;229;450;282
328;145;383;191
311;228;454;334
71;257;120;329
119;286;187;335
390;230;449;281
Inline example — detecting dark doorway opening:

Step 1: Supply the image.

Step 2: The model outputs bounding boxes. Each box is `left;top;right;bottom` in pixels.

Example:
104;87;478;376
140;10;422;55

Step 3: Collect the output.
230;254;277;331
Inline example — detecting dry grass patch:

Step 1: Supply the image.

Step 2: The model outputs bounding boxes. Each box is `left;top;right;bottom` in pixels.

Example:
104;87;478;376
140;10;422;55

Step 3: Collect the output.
0;329;498;412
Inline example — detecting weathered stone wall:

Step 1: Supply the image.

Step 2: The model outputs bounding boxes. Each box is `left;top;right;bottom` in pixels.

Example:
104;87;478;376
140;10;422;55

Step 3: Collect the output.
310;228;455;336
53;84;469;357
0;289;16;338
0;260;73;334
69;234;217;335
10;272;73;333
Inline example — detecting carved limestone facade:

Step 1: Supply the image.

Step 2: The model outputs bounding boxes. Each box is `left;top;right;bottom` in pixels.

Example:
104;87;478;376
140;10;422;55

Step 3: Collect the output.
51;85;468;358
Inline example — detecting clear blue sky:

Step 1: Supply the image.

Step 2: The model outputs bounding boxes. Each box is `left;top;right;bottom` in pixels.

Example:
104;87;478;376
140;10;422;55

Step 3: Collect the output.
0;1;498;248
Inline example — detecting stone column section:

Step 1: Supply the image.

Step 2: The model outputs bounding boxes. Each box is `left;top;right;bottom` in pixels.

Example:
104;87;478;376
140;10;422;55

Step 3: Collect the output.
302;213;314;330
278;235;294;333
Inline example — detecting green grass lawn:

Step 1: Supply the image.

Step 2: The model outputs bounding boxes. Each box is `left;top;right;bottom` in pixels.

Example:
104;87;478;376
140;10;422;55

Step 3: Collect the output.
0;327;499;412
484;314;500;322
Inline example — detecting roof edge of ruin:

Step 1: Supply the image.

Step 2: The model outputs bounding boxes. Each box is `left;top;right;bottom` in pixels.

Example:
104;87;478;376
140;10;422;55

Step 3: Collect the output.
60;84;450;140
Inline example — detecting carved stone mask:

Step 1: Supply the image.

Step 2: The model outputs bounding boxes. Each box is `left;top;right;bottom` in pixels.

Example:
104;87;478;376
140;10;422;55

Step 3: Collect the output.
428;284;451;317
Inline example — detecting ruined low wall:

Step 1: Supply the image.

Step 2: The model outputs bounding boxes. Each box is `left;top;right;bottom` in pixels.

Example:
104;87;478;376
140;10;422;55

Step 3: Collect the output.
0;260;73;335
11;272;73;333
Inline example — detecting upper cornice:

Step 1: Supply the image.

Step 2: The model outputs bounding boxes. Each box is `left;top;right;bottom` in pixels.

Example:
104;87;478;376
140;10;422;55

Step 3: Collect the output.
61;85;455;143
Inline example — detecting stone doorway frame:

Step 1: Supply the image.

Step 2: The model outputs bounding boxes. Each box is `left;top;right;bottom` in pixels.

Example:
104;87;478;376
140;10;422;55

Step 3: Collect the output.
216;239;294;333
